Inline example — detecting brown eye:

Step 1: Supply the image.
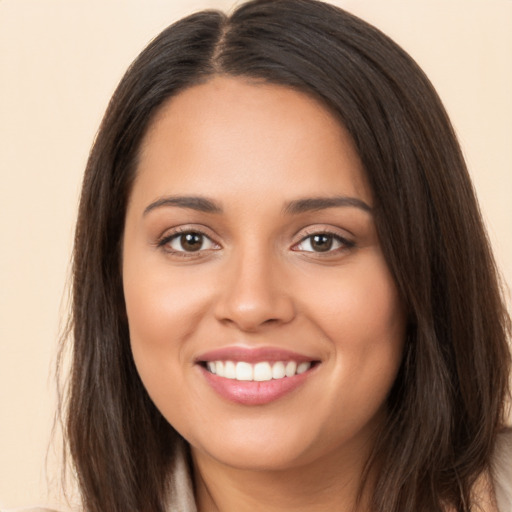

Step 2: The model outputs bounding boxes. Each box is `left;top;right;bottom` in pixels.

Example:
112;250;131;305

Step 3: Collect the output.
164;231;218;253
310;234;333;252
180;232;203;252
294;232;354;253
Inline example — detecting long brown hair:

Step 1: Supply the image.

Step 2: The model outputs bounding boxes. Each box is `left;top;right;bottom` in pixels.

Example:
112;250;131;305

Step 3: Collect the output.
63;1;511;510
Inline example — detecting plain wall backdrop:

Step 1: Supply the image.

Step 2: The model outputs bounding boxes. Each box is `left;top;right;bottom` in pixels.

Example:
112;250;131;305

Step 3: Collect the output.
1;0;511;509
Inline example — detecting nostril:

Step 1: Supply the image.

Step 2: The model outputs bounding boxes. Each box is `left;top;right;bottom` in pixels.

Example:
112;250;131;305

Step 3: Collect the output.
214;295;296;332
212;263;296;331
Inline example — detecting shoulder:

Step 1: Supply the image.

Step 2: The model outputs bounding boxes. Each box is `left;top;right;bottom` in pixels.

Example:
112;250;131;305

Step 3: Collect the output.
493;428;512;512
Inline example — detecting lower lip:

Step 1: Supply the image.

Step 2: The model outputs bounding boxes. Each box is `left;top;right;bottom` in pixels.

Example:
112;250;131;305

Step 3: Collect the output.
199;365;315;405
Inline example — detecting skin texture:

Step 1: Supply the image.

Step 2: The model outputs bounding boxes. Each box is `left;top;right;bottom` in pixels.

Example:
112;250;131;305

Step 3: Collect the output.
123;76;406;512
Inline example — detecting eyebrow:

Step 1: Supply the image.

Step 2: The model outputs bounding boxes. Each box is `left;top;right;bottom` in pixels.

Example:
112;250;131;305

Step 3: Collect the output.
143;194;372;217
143;196;223;216
283;196;372;215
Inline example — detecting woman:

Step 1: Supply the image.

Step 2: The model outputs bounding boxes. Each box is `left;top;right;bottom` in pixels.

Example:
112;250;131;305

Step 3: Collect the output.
53;0;511;510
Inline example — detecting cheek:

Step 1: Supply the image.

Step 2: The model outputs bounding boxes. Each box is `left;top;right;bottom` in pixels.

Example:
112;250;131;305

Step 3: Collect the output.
123;278;196;435
123;253;226;428
122;252;200;392
301;252;405;419
123;257;213;350
303;253;405;348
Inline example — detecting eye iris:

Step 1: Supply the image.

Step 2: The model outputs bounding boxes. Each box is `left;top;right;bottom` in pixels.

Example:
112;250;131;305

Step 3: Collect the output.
311;234;333;252
180;232;203;251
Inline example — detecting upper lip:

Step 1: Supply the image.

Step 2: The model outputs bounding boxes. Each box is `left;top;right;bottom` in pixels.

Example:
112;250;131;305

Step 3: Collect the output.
195;346;318;364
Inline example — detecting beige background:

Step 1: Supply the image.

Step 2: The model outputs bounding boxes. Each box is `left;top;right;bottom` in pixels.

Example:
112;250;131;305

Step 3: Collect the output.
1;0;511;509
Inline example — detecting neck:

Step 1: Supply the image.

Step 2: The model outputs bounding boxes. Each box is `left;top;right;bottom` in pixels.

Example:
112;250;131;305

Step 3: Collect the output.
191;440;375;512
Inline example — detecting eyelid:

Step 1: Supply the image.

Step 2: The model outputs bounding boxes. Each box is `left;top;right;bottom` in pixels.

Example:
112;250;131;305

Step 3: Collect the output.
154;224;355;257
291;226;355;254
156;225;221;254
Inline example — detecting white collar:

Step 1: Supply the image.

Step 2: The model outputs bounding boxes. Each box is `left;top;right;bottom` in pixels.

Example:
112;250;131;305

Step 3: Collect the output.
165;439;197;512
166;430;512;512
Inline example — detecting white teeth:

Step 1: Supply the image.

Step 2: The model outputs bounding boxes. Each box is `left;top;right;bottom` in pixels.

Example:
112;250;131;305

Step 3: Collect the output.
235;361;253;381
297;362;311;374
272;361;286;379
285;361;297;377
224;361;236;379
205;359;313;381
254;362;272;381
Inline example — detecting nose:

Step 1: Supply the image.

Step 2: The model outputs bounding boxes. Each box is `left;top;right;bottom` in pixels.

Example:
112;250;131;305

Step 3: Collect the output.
214;248;296;332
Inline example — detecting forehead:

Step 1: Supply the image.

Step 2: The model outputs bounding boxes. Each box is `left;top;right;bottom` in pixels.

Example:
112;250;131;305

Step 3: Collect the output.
134;76;371;208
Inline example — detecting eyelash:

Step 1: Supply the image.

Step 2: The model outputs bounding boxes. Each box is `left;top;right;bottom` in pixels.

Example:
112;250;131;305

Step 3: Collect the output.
292;229;355;255
156;227;355;257
156;227;219;257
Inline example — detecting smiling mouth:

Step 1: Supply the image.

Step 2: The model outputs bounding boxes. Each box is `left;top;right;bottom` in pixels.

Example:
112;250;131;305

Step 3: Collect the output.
198;358;320;405
195;346;320;404
201;360;318;382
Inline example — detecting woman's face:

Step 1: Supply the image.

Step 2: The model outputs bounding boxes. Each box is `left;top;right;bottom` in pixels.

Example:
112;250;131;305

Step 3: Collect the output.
123;76;405;471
